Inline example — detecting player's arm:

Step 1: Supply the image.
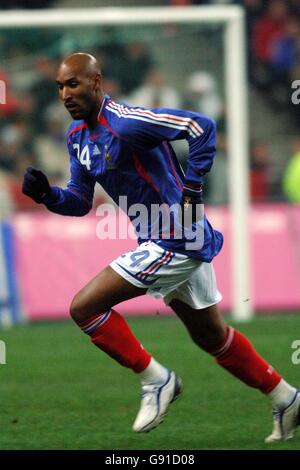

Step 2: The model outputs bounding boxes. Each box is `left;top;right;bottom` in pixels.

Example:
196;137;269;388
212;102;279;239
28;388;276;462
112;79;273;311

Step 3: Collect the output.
117;105;216;221
117;105;216;185
22;151;95;217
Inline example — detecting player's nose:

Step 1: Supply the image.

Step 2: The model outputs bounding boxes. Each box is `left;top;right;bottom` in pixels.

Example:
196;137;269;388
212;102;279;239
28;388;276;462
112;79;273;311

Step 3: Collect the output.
61;86;72;102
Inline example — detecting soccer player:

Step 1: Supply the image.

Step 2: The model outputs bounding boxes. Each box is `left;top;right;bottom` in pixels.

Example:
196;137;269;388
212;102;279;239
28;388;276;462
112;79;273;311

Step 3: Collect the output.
22;53;299;441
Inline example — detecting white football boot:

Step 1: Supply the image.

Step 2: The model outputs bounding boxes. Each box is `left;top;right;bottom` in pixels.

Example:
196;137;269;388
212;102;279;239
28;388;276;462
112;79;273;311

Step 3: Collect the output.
265;389;300;442
132;370;182;433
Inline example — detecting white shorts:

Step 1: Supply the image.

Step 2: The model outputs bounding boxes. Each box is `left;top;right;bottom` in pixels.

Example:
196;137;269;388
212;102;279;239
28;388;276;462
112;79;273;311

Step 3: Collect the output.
110;241;222;310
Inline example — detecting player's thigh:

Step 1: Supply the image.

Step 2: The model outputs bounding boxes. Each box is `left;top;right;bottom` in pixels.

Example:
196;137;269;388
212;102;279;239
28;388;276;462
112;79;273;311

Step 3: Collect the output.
70;266;146;321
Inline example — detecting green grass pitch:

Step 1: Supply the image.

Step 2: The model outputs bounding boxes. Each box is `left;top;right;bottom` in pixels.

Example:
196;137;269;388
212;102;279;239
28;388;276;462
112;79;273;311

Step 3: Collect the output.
0;313;300;450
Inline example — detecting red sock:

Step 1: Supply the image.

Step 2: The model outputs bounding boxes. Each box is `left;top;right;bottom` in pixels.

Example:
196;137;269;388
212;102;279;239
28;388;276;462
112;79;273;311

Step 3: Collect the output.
212;326;281;394
77;309;151;373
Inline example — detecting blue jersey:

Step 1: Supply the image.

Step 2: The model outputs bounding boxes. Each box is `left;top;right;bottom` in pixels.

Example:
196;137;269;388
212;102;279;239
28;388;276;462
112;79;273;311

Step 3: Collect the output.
43;95;223;262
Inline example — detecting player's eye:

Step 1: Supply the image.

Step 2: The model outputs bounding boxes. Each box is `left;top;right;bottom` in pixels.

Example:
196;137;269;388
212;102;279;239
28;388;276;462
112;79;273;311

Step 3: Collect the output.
69;82;78;88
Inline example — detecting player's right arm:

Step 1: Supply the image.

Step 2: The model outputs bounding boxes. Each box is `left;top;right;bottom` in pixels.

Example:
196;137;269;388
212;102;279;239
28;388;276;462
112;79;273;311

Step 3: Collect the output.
22;139;95;216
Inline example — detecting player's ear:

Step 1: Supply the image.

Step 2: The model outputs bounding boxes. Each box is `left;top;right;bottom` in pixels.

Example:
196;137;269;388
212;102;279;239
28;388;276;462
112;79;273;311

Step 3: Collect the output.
94;73;102;93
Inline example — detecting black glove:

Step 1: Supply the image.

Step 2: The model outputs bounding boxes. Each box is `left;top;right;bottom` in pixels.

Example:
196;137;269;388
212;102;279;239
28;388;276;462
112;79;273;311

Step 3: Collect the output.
180;180;203;227
22;167;51;203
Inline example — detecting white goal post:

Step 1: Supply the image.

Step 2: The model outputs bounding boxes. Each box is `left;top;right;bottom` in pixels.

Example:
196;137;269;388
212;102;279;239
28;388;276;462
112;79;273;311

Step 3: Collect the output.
0;5;253;321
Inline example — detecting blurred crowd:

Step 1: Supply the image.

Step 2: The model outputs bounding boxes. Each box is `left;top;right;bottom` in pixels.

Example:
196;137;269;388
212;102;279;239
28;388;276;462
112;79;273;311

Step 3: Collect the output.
0;0;300;216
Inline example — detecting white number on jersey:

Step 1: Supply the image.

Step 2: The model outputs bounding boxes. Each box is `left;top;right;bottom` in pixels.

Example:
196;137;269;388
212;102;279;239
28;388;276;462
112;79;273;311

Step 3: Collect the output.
73;143;91;171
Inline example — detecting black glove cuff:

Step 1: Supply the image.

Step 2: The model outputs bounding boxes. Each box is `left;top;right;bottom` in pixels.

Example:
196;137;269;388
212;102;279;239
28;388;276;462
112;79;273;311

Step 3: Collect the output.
183;180;203;196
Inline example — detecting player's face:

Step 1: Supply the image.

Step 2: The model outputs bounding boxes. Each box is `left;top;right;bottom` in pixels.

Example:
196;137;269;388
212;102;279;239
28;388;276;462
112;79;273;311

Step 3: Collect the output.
56;66;100;121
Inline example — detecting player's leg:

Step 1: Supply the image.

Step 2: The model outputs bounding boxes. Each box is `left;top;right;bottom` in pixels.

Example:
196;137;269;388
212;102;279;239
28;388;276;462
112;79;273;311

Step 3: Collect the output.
70;259;181;433
169;299;227;352
106;245;183;432
170;298;300;442
70;265;154;371
70;265;145;323
170;298;283;390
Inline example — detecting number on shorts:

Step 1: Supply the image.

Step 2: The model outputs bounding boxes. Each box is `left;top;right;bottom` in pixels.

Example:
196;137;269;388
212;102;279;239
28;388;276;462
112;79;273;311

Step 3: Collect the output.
129;250;150;267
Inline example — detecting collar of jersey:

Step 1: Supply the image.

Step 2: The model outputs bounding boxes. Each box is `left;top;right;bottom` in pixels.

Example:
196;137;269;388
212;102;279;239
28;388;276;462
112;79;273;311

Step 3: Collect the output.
97;94;108;122
87;95;108;140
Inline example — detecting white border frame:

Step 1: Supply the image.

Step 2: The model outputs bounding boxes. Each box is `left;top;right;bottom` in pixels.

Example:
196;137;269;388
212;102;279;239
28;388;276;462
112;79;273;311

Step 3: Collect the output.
0;5;252;320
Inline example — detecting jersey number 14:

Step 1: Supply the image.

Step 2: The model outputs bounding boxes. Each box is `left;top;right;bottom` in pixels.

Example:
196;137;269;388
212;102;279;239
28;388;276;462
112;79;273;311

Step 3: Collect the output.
73;144;91;170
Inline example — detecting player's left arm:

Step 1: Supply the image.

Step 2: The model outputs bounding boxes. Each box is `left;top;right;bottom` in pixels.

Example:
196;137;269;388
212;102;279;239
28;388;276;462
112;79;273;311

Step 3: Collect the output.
118;106;216;186
117;106;216;219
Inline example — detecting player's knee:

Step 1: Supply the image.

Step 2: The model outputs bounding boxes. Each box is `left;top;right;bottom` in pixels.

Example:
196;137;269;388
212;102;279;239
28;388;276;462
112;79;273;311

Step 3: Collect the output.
190;323;226;352
70;293;88;323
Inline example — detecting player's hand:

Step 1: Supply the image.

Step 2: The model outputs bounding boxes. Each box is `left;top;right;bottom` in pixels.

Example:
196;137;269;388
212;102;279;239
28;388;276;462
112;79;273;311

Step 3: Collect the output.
22;167;51;203
180;180;203;227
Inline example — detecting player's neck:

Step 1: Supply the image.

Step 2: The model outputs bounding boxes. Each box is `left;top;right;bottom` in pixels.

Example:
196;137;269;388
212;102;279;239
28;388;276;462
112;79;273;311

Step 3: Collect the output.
85;96;104;130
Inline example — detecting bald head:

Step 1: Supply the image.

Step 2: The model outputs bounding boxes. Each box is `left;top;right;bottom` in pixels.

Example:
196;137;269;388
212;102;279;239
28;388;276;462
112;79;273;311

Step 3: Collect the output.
58;52;101;79
56;52;103;126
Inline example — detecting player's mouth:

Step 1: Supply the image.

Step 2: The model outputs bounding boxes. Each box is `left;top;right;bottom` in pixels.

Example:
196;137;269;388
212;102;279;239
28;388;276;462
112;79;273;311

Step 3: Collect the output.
65;103;80;113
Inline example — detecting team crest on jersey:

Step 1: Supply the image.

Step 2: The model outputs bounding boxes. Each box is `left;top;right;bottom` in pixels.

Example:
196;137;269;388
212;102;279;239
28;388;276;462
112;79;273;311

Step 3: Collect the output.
104;145;111;160
104;145;117;170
